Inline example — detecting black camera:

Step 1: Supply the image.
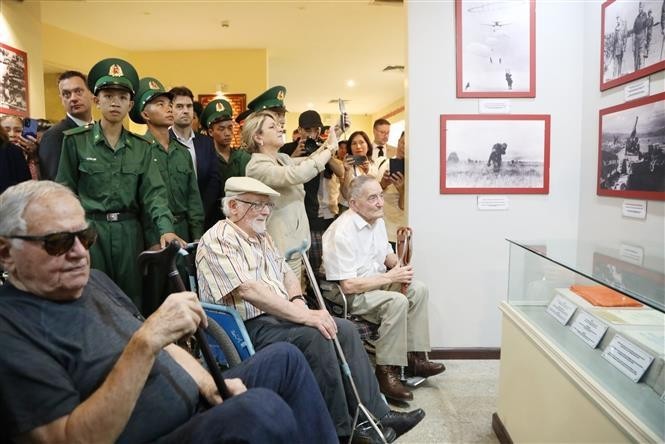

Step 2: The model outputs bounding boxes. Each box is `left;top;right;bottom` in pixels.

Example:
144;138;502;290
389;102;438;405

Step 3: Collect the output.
303;137;321;155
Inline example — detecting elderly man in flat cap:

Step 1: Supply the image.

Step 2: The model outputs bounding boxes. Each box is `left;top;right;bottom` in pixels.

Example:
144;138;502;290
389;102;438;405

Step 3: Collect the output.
56;58;183;308
197;176;425;444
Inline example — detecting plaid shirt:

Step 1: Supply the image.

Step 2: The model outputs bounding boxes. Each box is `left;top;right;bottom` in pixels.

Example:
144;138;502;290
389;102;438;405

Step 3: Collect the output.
196;219;290;320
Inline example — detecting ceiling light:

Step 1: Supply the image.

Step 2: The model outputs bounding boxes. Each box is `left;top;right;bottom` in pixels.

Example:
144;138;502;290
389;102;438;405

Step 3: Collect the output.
307;102;314;109
346;80;355;87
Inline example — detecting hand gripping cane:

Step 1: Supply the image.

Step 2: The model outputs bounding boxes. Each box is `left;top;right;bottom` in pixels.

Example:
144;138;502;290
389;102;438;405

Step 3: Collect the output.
138;241;232;400
285;241;388;444
396;227;413;295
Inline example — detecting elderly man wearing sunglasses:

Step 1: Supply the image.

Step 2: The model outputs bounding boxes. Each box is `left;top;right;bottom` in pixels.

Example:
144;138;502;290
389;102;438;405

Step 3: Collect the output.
0;180;339;444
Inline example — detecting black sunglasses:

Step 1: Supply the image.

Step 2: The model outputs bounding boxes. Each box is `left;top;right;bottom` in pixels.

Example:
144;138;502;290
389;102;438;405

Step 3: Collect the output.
7;227;97;256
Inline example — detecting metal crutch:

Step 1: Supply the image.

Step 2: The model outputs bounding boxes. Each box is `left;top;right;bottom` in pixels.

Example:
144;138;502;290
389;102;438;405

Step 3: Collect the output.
285;240;387;444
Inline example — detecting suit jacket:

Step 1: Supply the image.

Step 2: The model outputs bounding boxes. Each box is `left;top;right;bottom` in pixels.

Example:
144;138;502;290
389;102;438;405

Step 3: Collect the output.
245;150;330;257
169;129;221;230
38;116;78;180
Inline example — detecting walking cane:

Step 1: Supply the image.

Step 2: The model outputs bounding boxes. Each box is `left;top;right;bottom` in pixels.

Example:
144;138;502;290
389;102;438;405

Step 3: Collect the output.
285;241;387;444
138;241;232;400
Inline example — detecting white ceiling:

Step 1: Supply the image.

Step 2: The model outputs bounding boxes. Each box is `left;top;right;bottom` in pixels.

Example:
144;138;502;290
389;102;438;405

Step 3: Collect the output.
40;0;406;115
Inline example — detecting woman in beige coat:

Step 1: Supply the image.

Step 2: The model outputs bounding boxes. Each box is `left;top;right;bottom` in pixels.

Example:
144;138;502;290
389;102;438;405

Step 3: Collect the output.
243;111;337;279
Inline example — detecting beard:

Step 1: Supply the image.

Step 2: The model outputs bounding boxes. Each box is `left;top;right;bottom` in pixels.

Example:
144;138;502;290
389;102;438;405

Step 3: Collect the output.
251;219;267;234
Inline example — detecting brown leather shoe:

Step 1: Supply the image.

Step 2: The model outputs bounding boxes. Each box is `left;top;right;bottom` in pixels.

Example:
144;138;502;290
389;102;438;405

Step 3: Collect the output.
375;365;413;402
407;352;445;378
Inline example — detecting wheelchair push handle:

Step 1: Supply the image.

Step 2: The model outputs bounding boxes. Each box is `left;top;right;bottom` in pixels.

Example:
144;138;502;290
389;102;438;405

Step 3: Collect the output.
138;241;232;400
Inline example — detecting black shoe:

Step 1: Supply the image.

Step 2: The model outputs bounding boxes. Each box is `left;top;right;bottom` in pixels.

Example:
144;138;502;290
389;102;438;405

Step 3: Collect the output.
350;421;397;444
380;408;426;438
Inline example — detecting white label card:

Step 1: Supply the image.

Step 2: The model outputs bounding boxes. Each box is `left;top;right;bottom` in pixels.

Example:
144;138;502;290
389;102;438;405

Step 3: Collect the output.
619;244;644;265
602;334;654;383
546;295;577;326
478;99;511;114
570;311;609;348
622;200;647;219
624;78;650;102
477;195;509;211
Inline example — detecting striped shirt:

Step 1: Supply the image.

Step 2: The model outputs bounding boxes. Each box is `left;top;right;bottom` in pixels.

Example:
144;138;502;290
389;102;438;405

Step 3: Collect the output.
196;219;290;320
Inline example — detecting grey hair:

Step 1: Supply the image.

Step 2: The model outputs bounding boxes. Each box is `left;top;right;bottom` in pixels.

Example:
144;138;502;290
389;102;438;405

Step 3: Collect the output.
221;196;233;217
241;111;276;154
348;175;378;200
0;181;77;236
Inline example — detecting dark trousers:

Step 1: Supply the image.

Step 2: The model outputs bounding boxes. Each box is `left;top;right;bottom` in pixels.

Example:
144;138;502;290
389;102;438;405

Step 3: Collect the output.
154;342;337;444
245;316;390;436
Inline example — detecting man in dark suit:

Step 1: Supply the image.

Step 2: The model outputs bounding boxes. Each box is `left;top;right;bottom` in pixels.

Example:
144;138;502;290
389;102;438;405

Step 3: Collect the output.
169;86;222;230
39;71;94;180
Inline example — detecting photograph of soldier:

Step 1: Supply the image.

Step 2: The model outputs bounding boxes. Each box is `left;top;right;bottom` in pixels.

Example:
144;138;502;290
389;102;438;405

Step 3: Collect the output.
601;0;665;87
0;43;28;115
487;142;508;172
598;93;665;198
457;0;533;95
441;116;549;193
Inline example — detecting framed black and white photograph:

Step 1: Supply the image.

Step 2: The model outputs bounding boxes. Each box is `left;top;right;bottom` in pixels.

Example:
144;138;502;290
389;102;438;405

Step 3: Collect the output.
597;91;665;201
601;0;665;91
455;0;536;98
0;42;29;117
440;114;550;194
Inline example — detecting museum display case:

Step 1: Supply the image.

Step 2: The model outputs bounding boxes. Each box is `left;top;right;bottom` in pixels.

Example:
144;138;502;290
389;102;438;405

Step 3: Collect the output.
496;239;664;443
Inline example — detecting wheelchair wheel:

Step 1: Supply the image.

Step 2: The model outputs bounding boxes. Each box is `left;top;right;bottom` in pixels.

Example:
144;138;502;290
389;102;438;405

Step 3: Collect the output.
205;317;242;368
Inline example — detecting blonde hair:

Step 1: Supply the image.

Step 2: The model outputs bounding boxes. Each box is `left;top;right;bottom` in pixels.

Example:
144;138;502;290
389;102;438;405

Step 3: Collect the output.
241;111;276;154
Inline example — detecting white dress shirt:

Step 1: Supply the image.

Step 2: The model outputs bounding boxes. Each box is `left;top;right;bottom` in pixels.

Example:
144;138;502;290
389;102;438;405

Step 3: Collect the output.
322;209;392;281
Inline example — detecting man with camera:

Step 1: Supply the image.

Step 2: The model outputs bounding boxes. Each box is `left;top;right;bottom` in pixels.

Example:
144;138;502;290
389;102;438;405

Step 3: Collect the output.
280;110;344;276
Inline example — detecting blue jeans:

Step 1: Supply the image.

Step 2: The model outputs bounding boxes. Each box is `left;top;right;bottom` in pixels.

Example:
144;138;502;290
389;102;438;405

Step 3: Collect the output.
154;342;337;444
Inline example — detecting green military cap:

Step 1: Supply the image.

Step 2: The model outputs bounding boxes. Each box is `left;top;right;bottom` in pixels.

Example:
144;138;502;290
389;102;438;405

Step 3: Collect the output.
129;77;173;124
87;58;140;97
247;86;287;112
235;108;252;125
200;98;233;129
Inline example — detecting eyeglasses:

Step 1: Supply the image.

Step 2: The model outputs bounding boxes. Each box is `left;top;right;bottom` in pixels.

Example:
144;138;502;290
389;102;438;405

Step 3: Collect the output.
235;199;276;212
6;227;97;256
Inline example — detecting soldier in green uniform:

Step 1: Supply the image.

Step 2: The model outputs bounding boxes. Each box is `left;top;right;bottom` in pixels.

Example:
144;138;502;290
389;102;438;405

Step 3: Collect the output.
56;58;183;308
247;86;287;131
201;99;251;209
130;77;205;314
130;77;204;246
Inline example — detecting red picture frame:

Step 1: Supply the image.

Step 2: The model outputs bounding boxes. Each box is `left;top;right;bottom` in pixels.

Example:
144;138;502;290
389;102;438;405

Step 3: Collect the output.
597;91;665;201
0;42;29;117
440;114;550;194
455;0;536;98
198;93;246;147
600;0;665;91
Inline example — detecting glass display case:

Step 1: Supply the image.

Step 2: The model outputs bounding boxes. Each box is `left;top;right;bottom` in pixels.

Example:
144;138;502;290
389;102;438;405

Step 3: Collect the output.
505;239;664;441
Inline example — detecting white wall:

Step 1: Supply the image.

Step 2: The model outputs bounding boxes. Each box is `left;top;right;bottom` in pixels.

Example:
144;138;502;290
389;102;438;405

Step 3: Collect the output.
407;1;586;347
578;2;665;256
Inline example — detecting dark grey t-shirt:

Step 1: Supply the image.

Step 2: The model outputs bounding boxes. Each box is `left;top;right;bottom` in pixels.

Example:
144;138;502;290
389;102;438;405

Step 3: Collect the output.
0;270;199;443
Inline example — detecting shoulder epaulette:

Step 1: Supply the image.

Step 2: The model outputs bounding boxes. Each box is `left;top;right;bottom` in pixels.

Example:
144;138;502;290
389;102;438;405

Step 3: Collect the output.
127;131;151;143
63;125;92;136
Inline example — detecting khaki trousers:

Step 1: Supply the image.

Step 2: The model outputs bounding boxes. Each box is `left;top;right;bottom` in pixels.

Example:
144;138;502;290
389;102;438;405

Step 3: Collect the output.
346;280;431;367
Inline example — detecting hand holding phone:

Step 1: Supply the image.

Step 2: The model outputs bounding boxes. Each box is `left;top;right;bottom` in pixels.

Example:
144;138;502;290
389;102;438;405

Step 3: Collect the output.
22;118;38;139
389;158;405;175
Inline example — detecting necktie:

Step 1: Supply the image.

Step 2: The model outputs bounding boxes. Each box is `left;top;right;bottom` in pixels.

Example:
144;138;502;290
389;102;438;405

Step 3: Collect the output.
377;146;385;157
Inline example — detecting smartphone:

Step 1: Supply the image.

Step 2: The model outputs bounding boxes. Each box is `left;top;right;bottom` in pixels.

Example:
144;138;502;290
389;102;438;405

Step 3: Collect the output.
22;118;38;139
389;158;405;175
338;98;347;130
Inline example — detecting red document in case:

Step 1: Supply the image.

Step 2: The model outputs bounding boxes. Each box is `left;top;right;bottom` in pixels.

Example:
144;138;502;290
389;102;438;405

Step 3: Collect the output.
569;285;643;308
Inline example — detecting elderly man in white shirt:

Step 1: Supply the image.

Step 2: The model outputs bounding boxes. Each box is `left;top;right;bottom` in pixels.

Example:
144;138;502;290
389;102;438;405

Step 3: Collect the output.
322;175;444;403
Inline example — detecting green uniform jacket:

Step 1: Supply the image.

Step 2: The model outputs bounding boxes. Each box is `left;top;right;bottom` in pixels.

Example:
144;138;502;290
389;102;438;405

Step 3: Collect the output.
55;122;174;306
143;131;204;246
219;147;252;198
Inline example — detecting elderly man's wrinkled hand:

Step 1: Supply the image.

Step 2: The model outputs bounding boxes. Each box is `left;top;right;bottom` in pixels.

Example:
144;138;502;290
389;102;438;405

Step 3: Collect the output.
386;264;414;285
306;309;338;340
160;232;186;249
141;292;206;353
